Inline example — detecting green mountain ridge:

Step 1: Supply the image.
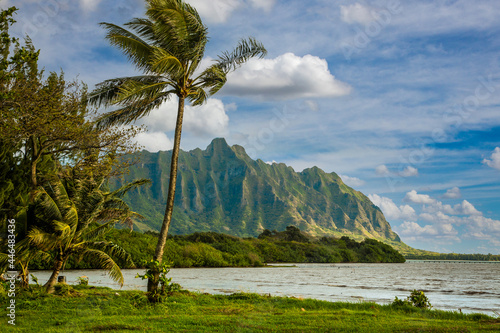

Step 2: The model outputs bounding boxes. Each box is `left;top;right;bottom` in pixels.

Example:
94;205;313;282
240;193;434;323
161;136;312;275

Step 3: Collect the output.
111;138;402;245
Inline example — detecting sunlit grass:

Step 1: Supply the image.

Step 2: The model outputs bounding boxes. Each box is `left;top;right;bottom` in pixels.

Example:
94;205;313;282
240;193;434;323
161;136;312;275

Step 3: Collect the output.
2;285;499;332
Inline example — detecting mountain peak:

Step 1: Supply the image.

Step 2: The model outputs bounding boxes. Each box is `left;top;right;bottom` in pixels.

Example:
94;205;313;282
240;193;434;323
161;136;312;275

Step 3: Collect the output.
205;138;233;155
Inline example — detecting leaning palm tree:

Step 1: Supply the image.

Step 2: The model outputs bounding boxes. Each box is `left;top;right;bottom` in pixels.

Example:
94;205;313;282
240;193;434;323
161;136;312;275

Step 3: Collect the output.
88;0;266;296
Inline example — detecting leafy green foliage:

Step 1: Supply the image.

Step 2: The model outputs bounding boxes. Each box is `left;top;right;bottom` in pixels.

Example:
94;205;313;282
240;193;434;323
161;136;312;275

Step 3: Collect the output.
392;290;432;309
135;259;179;302
0;7;146;293
28;226;404;269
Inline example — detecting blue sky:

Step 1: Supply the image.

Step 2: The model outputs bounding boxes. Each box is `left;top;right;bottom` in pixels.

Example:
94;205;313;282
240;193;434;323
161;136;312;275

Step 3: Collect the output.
6;0;500;254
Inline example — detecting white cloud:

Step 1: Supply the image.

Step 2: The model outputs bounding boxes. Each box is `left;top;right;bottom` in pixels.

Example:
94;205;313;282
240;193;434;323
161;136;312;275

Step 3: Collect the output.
137;98;229;138
184;99;230;137
134;131;173;152
400;166;418;177
375;165;390;176
457;200;482;216
397;221;438;236
483;147;500;171
404;190;436;205
465;216;500;244
340;3;375;25
422;200;482;216
368;194;417;221
339;174;365;187
395;221;459;242
442;187;461;199
223;53;352;100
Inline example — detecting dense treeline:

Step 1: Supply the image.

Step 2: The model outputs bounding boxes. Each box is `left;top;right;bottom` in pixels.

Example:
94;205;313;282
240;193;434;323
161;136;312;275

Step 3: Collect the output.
405;253;500;261
28;226;406;269
0;7;146;293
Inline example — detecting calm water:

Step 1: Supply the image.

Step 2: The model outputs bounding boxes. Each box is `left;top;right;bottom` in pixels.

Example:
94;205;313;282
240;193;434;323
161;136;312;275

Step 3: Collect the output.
31;261;500;315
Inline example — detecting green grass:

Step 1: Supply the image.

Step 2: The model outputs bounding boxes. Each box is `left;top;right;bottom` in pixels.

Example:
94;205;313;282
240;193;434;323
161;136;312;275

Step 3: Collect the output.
2;285;499;332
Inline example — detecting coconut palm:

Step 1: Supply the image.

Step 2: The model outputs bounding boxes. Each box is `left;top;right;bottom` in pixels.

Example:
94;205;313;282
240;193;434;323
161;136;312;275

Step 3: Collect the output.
88;0;266;295
27;175;148;293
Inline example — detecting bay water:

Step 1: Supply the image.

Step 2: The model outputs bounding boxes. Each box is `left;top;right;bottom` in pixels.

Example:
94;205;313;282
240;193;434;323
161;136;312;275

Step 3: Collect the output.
31;261;500;316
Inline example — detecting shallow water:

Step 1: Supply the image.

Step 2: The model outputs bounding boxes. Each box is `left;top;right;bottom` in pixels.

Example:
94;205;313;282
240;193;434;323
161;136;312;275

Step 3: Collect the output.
31;261;500;316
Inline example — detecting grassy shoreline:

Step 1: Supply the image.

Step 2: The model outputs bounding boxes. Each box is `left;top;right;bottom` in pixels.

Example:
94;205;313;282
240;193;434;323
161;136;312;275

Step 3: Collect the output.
2;285;499;332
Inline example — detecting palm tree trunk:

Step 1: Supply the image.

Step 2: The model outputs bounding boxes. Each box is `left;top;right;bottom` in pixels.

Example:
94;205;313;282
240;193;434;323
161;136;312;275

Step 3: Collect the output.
148;95;185;295
44;257;64;294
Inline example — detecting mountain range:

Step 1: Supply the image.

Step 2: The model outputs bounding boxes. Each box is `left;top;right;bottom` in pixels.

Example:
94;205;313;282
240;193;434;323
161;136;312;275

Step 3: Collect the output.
110;138;402;246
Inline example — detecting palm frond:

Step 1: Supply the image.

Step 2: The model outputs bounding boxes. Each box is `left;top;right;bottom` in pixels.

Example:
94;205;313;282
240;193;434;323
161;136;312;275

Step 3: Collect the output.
80;220;115;241
188;85;208;106
81;248;126;285
27;227;59;251
52;220;73;239
34;187;63;223
88;241;134;267
216;37;267;73
195;64;227;96
100;22;153;71
114;79;170;106
149;46;184;77
109;178;151;199
95;91;173;128
147;0;207;61
88;75;167;108
124;18;155;41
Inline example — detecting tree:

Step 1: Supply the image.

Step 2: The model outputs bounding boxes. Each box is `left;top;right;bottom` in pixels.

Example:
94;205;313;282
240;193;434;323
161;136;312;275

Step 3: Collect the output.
0;7;145;287
88;0;266;298
26;172;148;293
0;6;39;231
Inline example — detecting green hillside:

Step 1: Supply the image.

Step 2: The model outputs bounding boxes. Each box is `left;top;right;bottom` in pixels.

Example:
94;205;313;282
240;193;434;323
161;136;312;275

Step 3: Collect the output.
110;138;402;245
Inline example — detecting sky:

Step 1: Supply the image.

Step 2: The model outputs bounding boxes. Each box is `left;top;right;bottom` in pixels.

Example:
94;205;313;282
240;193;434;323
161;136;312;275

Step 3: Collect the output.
5;0;500;254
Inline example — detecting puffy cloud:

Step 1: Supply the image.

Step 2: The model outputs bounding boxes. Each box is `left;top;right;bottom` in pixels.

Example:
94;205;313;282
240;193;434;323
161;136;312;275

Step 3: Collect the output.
483;147;500;171
137;98;229;138
339;174;365;187
422;200;482;216
396;221;439;237
340;3;375;25
395;221;459;243
375;165;390;176
404;190;436;205
223;53;352;100
458;200;482;216
368;194;417;221
183;99;230;137
134;131;173;152
442;187;461;199
465;216;500;244
400;166;418;177
419;211;458;225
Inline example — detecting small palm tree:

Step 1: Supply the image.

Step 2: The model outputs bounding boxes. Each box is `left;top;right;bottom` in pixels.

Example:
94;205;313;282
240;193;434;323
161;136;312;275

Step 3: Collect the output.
88;0;266;296
27;176;148;293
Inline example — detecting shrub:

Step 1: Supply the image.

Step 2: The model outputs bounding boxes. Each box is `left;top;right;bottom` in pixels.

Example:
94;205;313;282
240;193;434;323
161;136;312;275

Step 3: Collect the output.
77;276;89;286
392;290;432;309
